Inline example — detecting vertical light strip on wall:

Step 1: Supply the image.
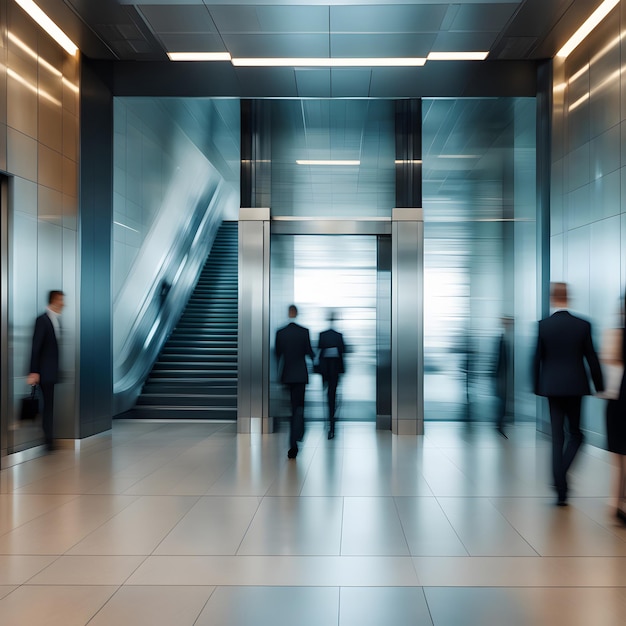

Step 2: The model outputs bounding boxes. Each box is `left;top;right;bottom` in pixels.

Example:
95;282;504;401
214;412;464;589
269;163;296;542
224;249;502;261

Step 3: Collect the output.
556;0;620;58
14;0;78;55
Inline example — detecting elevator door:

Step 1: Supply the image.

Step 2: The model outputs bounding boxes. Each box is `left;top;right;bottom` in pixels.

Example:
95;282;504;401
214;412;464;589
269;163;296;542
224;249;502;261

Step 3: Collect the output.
270;235;379;423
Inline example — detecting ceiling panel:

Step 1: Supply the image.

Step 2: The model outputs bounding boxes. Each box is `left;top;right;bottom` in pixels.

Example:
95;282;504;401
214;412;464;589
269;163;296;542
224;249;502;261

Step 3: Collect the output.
294;68;331;97
208;5;328;34
138;5;217;33
450;3;519;31
254;6;329;32
158;34;226;52
432;31;501;52
330;4;448;33
330;69;372;98
330;33;437;58
221;33;330;57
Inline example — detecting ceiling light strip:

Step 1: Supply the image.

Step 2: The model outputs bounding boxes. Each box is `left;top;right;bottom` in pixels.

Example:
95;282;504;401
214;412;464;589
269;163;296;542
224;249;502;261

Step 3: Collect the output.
14;0;78;56
427;52;489;61
556;0;620;58
296;160;360;166
167;52;231;62
232;57;426;67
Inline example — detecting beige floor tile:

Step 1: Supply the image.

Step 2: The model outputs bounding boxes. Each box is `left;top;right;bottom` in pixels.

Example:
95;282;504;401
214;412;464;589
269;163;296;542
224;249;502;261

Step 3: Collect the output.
27;555;147;585
414;555;626;587
0;494;77;535
341;496;410;555
126;555;420;586
0;495;138;555
154;496;261;555
490;496;626;556
424;587;626;626
88;585;214;626
339;587;433;626
395;497;468;556
0;555;58;584
238;496;343;555
195;586;338;626
437;497;538;556
0;585;117;626
67;495;198;555
0;586;16;601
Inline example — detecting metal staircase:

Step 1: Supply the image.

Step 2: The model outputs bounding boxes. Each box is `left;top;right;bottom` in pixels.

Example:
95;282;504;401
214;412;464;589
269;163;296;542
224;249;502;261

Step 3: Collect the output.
133;221;238;420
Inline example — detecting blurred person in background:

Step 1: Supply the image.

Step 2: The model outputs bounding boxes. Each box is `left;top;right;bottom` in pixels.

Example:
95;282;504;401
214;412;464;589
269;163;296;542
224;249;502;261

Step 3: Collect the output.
598;294;626;524
28;290;64;452
534;282;604;506
495;316;514;438
317;310;346;440
275;304;314;459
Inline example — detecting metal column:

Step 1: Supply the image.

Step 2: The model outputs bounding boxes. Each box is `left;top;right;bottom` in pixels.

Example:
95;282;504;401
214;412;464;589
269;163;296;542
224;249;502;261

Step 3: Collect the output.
238;208;271;434
391;208;424;435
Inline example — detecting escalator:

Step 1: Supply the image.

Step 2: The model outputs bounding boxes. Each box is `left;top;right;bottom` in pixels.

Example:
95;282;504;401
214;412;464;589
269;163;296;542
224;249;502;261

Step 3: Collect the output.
131;221;238;420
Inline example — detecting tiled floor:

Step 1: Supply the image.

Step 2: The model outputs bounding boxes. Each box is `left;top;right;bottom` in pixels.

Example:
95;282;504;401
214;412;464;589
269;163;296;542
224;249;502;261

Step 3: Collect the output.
1;419;625;625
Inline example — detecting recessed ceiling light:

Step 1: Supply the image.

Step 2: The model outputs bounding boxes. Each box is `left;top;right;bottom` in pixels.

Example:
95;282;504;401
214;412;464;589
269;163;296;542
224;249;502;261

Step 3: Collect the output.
427;52;489;61
14;0;78;56
167;52;232;62
556;0;620;58
296;160;360;166
232;57;426;67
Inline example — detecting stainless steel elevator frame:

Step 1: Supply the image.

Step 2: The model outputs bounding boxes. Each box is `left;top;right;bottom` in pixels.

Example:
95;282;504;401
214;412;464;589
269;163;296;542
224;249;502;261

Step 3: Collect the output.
0;177;8;463
237;211;424;435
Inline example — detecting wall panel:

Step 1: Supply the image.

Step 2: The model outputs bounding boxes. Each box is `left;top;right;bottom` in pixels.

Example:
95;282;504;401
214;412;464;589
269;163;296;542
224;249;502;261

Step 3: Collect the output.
551;0;626;447
1;0;80;456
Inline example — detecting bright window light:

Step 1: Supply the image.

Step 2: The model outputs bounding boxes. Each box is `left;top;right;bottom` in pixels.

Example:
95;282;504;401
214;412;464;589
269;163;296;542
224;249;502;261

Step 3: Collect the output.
232;57;426;67
14;0;78;56
296;160;360;166
556;0;620;58
427;52;489;61
167;52;231;62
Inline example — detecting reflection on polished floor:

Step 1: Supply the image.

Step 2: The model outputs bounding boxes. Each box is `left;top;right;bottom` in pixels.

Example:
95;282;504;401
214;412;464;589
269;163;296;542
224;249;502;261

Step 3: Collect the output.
1;420;625;625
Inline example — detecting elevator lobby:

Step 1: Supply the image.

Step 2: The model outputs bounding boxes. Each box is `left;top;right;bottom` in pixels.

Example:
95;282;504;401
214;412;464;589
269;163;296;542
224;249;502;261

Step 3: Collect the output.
1;1;626;624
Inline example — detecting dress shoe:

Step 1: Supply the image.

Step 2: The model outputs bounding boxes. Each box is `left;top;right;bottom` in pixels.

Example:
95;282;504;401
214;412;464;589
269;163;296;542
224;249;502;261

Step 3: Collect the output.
556;494;568;506
287;446;298;459
616;508;626;524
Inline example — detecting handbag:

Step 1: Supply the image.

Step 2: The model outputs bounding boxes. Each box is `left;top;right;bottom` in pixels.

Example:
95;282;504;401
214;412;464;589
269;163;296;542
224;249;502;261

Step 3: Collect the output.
20;385;40;421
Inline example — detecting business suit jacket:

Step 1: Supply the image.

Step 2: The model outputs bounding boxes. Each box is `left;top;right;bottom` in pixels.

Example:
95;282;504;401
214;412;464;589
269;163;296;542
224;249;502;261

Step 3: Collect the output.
30;312;59;385
533;310;603;397
317;329;345;378
275;322;314;384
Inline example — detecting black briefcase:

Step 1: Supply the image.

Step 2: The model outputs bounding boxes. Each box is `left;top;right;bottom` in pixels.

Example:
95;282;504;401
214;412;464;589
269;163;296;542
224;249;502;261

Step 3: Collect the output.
20;386;40;421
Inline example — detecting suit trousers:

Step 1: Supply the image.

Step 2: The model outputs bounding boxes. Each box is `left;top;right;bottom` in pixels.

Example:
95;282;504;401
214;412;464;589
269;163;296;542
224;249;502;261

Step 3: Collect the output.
40;382;55;447
325;372;339;428
288;383;306;451
548;396;583;497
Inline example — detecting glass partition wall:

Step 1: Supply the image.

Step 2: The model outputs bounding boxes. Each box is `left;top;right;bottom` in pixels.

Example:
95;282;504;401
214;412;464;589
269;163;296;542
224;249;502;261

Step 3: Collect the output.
422;98;537;422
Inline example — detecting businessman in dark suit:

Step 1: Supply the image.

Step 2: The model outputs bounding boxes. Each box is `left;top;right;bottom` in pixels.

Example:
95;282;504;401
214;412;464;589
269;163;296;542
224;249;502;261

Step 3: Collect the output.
28;290;64;451
534;282;604;505
317;312;346;440
275;304;314;459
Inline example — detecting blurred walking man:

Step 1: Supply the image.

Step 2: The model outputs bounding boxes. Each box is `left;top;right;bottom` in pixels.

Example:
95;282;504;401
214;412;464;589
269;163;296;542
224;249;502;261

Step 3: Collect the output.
534;282;603;505
275;305;314;459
